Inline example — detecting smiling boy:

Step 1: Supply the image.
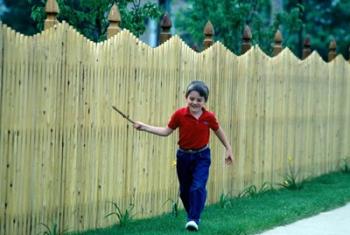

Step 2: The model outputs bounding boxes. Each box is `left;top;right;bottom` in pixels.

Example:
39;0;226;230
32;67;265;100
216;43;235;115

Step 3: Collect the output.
133;80;233;231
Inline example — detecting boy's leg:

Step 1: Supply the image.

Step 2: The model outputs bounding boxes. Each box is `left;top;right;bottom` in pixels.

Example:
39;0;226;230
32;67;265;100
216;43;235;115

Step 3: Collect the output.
176;150;192;214
188;148;211;224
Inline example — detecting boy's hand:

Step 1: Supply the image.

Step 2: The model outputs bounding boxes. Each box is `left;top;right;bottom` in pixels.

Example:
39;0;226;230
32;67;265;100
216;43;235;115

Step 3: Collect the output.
133;121;144;131
225;148;234;165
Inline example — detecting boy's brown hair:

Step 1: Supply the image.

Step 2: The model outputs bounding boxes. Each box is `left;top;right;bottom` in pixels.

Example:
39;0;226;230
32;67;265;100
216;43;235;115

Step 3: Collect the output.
185;81;209;102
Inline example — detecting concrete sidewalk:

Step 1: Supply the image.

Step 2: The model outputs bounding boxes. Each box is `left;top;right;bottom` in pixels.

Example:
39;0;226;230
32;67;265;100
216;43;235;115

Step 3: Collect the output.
257;203;350;235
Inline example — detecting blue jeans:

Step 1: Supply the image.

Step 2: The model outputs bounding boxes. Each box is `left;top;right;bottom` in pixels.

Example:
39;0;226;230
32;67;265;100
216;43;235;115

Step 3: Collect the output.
176;147;211;224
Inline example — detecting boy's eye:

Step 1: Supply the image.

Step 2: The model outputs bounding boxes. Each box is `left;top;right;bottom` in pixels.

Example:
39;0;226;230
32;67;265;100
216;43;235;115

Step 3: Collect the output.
189;97;204;102
189;96;204;102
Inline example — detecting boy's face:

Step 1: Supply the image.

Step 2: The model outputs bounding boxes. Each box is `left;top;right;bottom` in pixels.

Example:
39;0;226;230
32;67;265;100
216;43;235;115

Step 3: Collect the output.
185;90;206;114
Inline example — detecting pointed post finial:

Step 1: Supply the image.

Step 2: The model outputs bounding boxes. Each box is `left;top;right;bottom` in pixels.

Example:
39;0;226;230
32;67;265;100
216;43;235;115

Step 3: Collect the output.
44;0;59;30
272;30;283;56
302;36;312;59
159;13;172;45
107;4;121;39
241;25;252;54
203;21;214;50
328;39;337;62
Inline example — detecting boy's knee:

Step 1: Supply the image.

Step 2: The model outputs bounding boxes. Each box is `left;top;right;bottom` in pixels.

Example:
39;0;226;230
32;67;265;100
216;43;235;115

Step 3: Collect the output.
190;182;206;192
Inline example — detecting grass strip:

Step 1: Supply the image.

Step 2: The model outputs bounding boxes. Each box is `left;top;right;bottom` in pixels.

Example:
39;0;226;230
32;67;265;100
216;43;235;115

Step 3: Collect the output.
70;171;350;235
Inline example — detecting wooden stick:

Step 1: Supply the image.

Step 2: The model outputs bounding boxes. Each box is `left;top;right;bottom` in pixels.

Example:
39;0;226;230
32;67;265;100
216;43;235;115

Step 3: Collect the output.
112;105;135;124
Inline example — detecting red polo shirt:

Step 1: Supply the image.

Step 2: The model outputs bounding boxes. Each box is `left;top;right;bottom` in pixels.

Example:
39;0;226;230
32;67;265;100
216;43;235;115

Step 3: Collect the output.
167;107;220;149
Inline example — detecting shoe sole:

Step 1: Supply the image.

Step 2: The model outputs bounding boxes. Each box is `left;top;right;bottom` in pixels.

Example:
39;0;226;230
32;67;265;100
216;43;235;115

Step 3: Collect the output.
186;225;198;231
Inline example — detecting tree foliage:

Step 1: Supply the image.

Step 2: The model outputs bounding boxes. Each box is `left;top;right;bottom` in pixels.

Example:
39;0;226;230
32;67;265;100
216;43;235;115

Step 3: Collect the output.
285;0;350;60
1;0;161;41
30;0;161;41
117;0;162;38
0;0;38;35
175;0;350;59
175;0;302;55
1;0;349;59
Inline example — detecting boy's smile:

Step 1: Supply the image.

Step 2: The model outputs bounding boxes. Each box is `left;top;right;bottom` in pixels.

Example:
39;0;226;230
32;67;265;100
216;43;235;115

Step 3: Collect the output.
186;91;205;117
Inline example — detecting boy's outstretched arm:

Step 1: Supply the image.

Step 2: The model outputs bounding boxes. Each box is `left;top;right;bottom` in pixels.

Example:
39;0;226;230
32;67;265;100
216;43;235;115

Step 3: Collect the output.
214;127;234;165
133;121;174;137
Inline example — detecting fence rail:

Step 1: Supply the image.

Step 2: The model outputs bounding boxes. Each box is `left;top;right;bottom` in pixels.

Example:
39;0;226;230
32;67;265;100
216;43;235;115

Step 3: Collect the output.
0;22;349;235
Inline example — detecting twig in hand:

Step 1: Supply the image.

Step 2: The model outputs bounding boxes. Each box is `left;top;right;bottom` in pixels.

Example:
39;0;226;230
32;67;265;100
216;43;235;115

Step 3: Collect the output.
112;106;135;124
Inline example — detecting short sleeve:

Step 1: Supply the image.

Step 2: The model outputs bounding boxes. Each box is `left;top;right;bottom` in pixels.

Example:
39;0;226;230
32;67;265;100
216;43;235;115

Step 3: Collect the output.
167;110;180;130
209;112;219;131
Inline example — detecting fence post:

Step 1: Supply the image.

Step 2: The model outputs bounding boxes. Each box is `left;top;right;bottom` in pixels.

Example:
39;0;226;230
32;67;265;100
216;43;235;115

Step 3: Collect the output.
241;25;252;54
203;21;214;50
302;36;312;59
159;13;172;45
107;3;121;39
328;39;337;62
44;0;59;30
272;29;283;56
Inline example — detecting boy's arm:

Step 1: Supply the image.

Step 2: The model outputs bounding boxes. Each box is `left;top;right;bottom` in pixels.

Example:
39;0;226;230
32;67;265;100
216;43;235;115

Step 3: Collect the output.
133;121;174;137
214;127;234;165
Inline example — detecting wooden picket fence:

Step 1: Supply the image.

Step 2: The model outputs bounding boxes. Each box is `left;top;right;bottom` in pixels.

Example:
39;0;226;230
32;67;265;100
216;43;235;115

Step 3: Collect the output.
0;21;349;235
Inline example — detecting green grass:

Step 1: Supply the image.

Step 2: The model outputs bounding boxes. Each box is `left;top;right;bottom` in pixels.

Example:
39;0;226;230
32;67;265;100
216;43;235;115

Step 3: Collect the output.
70;171;350;235
105;202;135;227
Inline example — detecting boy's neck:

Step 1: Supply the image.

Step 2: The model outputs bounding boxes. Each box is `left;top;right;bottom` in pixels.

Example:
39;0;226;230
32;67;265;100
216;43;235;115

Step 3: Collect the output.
189;108;203;119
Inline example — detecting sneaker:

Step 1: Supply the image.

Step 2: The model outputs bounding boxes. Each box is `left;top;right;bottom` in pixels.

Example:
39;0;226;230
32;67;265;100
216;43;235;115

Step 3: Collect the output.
185;220;198;231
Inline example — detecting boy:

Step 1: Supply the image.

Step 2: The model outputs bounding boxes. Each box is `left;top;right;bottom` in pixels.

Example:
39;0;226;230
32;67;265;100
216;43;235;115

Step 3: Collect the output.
133;80;233;231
